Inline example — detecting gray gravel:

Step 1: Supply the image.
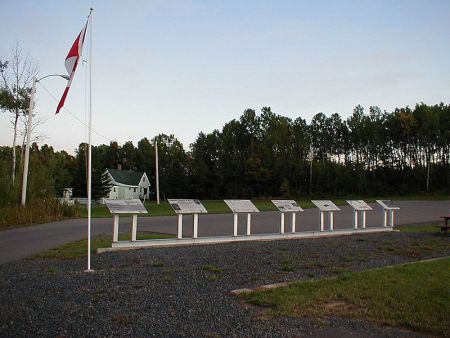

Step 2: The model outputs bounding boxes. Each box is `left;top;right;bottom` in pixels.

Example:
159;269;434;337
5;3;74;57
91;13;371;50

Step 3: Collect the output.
0;230;448;337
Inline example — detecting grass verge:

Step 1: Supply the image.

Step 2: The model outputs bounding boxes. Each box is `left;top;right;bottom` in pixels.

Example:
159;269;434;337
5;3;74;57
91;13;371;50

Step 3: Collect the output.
0;199;81;231
81;195;448;218
396;222;446;234
240;257;450;336
31;233;174;260
78;199;342;218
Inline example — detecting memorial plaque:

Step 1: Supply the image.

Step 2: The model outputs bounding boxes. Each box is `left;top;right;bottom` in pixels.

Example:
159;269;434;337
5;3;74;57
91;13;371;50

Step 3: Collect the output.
376;200;400;210
168;199;208;214
105;199;148;214
311;200;340;211
346;200;372;211
224;200;259;213
271;200;303;212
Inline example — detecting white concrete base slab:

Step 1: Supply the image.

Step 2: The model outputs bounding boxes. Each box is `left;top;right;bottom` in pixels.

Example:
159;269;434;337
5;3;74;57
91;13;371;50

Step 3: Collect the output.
97;227;395;254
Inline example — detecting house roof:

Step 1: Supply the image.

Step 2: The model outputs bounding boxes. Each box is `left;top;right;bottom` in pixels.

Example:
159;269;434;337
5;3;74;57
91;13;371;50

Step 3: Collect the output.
107;168;146;186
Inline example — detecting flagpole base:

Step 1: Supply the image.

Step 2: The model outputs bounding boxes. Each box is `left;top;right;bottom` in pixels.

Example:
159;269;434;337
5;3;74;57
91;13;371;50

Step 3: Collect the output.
84;269;95;273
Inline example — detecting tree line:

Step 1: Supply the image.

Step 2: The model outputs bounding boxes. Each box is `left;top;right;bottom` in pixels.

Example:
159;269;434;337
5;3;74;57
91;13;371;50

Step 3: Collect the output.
0;102;448;207
187;103;449;198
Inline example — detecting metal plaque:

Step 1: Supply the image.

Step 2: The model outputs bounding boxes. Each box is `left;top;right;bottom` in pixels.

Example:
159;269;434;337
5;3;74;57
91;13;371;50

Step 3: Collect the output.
167;199;208;214
271;200;303;212
311;200;340;211
376;200;400;210
105;199;148;214
224;200;259;213
346;200;372;211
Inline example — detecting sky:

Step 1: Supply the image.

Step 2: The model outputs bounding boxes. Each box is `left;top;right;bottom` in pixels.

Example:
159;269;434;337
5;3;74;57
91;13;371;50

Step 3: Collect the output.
1;0;449;154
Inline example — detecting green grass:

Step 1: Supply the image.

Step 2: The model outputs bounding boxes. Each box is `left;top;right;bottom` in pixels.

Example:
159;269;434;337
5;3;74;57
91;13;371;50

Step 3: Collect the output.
80;199;341;218
151;260;165;268
31;233;174;260
80;195;448;218
240;257;450;336
0;199;81;230
203;264;223;273
203;264;223;282
280;259;296;272
396;222;445;234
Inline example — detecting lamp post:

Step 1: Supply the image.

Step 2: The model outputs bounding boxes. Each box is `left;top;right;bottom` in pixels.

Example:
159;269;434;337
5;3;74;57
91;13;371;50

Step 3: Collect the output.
21;74;69;206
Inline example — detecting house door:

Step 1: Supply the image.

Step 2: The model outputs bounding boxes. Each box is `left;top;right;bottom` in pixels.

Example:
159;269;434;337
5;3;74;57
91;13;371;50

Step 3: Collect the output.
144;188;148;197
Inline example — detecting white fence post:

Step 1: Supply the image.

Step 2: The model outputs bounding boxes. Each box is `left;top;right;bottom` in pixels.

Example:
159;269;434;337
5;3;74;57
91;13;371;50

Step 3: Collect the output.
329;211;334;231
246;213;251;235
193;213;198;238
362;210;366;229
382;209;387;227
389;210;394;227
113;214;119;242
280;213;285;234
292;212;296;233
177;214;183;239
233;213;238;236
320;211;324;231
131;214;137;242
353;210;358;229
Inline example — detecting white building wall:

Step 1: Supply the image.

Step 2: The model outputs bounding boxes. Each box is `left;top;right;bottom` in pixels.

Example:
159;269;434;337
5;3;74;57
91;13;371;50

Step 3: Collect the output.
121;186;140;200
108;186;119;200
138;174;151;199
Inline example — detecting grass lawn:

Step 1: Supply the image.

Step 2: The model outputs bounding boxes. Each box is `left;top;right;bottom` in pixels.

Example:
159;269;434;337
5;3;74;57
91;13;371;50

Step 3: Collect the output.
240;257;450;336
396;222;446;234
31;233;174;260
80;199;354;218
80;195;448;218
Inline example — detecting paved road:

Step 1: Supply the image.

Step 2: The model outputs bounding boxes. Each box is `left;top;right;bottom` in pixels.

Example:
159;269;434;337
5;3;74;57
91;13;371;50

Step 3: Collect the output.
0;200;448;264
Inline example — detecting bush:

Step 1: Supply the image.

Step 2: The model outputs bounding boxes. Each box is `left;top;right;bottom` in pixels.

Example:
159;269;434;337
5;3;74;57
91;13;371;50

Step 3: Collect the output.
0;198;81;229
60;201;81;218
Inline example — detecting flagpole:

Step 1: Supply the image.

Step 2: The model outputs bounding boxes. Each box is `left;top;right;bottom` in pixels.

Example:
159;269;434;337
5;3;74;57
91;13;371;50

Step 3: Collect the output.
85;7;94;273
155;140;160;205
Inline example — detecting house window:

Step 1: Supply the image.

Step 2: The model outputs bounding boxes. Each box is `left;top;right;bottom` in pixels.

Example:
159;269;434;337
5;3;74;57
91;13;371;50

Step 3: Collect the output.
129;188;131;191
143;177;145;182
134;188;137;192
113;187;116;192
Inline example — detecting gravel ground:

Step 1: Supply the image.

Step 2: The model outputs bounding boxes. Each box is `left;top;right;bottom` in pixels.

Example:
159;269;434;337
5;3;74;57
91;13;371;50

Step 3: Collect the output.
0;230;449;337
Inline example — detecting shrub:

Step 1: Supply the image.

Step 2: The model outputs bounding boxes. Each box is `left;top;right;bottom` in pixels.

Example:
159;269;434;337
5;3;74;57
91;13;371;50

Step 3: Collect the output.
0;198;81;229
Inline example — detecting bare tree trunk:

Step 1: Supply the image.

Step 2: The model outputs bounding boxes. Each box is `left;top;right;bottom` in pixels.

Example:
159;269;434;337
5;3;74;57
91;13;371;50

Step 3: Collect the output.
309;148;314;198
12;113;19;184
0;44;39;187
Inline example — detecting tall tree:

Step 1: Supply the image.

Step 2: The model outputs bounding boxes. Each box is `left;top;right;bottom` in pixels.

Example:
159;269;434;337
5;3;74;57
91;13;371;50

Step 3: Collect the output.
0;44;38;184
190;131;220;198
136;137;154;176
121;141;137;170
152;134;188;198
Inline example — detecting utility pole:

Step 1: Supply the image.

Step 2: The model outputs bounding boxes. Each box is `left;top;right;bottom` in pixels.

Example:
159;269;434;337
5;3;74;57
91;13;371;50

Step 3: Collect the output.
21;77;36;206
21;74;70;206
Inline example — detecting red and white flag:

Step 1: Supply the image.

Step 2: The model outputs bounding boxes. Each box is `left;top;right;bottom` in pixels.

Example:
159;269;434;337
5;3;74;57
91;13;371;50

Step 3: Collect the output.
56;21;88;114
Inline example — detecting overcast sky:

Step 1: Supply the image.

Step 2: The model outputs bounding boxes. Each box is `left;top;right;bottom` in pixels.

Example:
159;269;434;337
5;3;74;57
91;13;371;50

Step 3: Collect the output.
1;0;449;154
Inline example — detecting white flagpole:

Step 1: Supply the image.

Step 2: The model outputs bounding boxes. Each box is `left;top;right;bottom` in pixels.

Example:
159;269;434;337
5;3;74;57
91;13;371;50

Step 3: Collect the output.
85;7;94;273
155;140;160;205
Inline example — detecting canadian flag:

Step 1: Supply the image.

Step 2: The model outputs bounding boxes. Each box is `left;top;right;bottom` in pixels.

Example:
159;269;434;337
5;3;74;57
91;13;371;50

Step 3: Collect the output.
56;21;88;114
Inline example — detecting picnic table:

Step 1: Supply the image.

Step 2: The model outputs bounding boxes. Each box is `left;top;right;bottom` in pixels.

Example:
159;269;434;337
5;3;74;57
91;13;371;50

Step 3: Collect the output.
438;216;450;234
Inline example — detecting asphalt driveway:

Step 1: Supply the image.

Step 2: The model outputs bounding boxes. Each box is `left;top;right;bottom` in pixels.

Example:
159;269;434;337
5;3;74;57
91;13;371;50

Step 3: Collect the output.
0;200;448;264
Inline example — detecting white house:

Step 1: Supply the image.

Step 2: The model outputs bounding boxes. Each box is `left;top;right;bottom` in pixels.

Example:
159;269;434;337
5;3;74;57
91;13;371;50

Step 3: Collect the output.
105;168;151;200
